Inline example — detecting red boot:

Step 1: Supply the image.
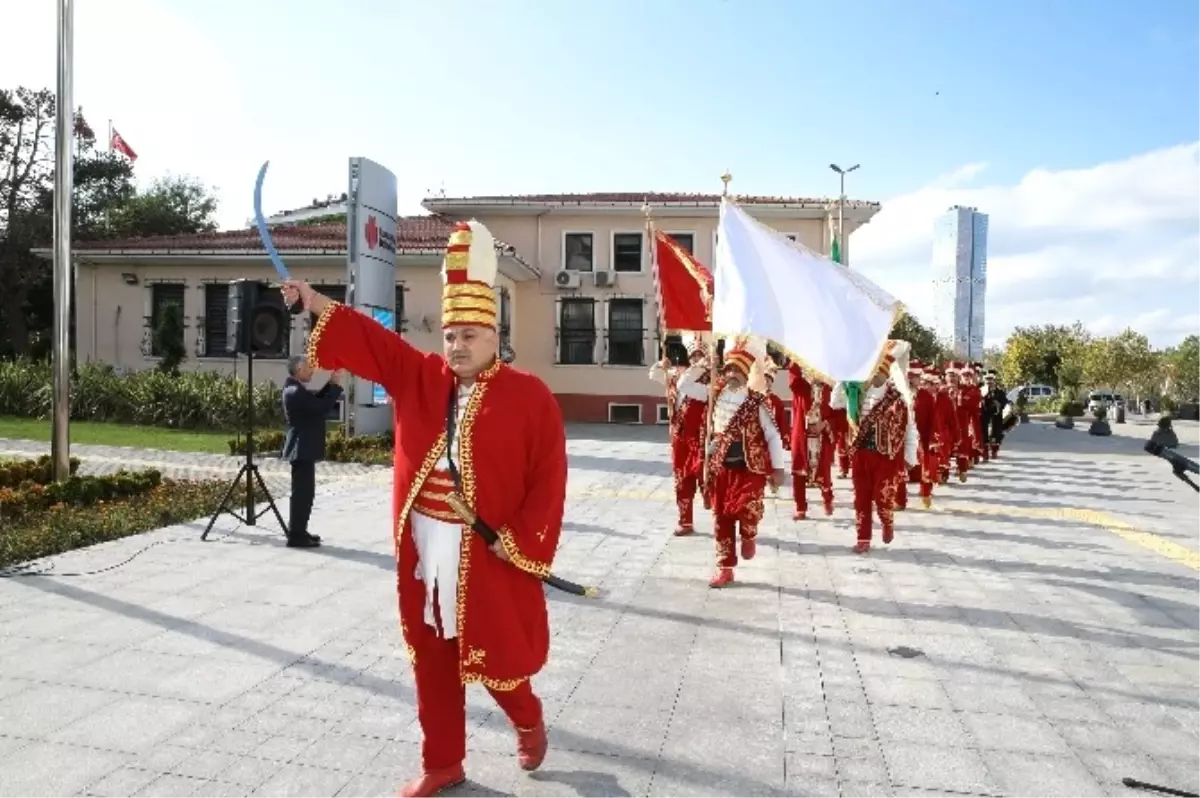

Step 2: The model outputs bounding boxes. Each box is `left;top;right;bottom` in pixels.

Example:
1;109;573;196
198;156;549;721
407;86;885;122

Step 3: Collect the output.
396;765;466;797
709;568;734;588
740;538;756;561
852;541;870;555
673;525;694;537
882;525;894;544
516;717;548;771
792;510;807;521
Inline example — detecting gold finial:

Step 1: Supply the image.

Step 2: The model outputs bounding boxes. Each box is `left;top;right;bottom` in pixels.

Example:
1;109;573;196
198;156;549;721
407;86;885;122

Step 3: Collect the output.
720;170;733;197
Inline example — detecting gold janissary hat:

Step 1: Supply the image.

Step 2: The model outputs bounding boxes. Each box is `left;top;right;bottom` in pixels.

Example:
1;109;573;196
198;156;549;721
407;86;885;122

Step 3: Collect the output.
442;220;499;329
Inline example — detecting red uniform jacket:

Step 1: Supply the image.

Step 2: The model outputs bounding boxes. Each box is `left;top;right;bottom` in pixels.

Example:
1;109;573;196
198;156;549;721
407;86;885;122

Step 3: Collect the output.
935;388;959;454
307;302;567;690
666;368;708;480
951;385;977;450
765;392;788;441
787;365;835;467
963;384;984;451
850;385;909;464
706;386;774;477
913;388;937;454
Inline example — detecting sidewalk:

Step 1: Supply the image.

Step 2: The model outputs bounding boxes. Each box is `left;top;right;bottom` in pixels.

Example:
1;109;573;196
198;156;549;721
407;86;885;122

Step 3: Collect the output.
0;422;1196;797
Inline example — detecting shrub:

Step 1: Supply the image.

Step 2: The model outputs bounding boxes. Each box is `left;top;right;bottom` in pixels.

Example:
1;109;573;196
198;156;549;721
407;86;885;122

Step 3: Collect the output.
0;358;282;431
0;455;81;488
228;429;393;466
0;476;267;569
0;469;163;522
1058;400;1084;417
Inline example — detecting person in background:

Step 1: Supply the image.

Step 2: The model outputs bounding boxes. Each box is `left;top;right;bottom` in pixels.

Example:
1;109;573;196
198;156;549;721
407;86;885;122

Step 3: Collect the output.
281;356;343;549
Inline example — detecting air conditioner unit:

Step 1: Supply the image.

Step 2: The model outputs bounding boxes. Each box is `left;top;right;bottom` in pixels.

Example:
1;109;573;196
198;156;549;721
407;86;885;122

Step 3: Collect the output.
593;271;615;288
554;270;581;289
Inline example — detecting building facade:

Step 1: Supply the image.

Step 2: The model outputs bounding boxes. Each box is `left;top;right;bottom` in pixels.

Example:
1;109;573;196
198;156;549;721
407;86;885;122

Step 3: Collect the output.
43;192;880;426
930;205;989;361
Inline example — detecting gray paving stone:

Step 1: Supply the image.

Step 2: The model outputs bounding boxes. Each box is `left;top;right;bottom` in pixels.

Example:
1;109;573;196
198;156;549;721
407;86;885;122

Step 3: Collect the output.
0;421;1196;797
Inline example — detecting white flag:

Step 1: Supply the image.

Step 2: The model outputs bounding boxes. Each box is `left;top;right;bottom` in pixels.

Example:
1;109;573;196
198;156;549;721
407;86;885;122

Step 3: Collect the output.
713;198;902;383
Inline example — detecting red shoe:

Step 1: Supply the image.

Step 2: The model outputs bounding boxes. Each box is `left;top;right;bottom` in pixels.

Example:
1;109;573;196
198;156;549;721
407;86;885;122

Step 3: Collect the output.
396;765;466;797
823;499;835;516
920;495;932;510
709;568;734;588
740;538;757;560
673;525;694;537
516;717;548;771
792;510;807;521
882;526;894;544
852;541;870;555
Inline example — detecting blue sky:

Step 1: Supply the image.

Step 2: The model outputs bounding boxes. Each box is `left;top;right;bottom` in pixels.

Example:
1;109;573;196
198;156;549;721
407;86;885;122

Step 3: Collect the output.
4;0;1198;345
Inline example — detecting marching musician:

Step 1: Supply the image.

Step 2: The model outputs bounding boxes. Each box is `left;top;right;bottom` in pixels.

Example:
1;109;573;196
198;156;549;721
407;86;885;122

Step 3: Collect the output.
649;334;710;537
282;220;566;797
787;360;836;520
981;370;1010;460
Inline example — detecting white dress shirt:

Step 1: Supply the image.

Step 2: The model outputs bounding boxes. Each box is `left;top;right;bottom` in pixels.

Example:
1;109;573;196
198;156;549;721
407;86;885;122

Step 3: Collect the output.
410;381;474;639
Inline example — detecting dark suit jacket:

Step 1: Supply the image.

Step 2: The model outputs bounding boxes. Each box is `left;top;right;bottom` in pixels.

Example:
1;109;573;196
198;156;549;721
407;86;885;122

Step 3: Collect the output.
281;377;343;462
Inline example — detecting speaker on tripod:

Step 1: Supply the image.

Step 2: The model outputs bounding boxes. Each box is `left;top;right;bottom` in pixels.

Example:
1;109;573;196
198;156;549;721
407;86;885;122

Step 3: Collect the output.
201;279;294;540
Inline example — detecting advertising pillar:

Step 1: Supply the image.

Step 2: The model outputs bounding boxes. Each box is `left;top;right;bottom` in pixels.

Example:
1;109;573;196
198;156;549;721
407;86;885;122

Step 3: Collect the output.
345;157;398;437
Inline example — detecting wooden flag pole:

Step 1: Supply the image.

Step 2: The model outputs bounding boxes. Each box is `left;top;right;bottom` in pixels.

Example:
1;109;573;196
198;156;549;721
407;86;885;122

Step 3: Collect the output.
645;199;674;427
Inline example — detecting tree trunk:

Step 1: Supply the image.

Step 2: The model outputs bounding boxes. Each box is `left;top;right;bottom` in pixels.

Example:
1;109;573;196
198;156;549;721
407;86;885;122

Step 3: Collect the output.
1;288;31;356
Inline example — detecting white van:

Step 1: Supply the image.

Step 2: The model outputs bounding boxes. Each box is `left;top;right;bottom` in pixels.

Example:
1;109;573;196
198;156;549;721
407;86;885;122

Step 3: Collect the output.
1009;384;1055;403
1087;391;1125;414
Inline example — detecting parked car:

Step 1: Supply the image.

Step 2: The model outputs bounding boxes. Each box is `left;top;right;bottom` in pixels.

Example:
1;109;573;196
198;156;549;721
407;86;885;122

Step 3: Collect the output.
1008;384;1055;403
1086;391;1125;414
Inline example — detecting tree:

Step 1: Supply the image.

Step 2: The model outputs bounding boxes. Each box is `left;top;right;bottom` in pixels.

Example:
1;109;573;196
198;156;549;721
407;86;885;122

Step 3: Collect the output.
998;323;1090;395
152;302;186;375
889;312;947;364
0;85;220;356
1162;335;1199;401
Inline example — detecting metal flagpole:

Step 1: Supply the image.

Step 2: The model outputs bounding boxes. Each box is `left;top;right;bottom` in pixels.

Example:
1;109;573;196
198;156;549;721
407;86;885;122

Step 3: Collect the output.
829;163;859;267
701;171;732;488
51;0;75;483
644;200;674;427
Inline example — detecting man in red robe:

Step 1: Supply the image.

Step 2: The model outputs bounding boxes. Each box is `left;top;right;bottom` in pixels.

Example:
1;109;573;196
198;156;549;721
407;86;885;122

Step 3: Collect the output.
927;366;957;485
893;360;927;512
679;338;785;588
282;220;567;798
787;361;836;520
946;363;974;482
911;362;940;509
649;334;709;536
831;341;918;554
963;363;986;463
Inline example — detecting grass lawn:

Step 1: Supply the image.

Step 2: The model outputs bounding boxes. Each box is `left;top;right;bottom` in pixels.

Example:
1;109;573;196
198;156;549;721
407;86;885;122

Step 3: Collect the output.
0;416;233;454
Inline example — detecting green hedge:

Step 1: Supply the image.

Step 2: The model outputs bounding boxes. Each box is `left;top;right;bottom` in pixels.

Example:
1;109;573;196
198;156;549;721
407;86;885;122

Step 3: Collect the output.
1;474;267;569
0;454;82;487
0;469;163;522
228;429;393;466
0;358;282;431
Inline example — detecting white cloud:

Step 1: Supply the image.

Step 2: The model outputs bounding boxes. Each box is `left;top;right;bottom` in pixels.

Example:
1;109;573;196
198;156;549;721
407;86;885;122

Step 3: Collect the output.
852;142;1200;349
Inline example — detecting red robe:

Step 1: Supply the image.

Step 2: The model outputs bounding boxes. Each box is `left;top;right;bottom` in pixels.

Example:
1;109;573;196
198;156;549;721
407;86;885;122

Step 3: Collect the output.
787;365;836;513
664;368;708;528
765;392;788;442
963;384;984;457
705;385;775;568
934;388;958;472
912;387;938;499
307;301;567;690
849;385;910;544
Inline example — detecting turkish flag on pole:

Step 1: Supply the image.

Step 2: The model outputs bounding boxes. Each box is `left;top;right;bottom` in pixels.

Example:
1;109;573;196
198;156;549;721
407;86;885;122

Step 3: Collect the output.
110;128;137;161
652;228;713;332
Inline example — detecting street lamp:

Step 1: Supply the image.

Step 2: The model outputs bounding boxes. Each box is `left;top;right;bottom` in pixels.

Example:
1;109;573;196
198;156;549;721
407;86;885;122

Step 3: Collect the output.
829;163;859;265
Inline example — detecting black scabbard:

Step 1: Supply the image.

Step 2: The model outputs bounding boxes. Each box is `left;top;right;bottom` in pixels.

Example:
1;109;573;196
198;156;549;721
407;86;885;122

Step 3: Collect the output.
445;494;597;598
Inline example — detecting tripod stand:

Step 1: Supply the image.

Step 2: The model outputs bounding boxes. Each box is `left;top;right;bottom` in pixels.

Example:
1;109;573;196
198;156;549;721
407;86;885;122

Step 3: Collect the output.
202;350;290;540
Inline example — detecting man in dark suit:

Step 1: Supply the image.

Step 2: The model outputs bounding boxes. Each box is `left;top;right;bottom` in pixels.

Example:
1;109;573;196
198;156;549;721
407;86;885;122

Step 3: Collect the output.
282;355;343;548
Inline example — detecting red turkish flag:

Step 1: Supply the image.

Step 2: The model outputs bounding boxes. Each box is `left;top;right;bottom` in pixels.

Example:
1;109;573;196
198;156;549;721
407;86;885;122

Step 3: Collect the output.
111;128;137;161
652;228;712;332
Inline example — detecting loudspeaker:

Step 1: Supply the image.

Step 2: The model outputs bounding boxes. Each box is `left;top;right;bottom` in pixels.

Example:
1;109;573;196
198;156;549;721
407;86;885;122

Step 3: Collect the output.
226;279;288;356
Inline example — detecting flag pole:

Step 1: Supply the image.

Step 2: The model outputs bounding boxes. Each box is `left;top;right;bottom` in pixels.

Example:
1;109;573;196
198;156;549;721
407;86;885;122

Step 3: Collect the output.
645;199;674;427
51;0;75;483
701;170;732;489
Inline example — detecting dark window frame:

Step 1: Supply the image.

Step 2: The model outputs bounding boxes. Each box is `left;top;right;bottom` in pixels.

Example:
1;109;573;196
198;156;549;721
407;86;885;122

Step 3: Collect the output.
612;232;643;273
665;231;695;255
148;282;186;357
557;297;596;365
605;297;645;367
563;232;594;272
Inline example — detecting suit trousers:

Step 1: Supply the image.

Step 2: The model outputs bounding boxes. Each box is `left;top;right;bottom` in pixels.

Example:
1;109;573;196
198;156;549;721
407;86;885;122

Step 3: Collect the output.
289;460;316;537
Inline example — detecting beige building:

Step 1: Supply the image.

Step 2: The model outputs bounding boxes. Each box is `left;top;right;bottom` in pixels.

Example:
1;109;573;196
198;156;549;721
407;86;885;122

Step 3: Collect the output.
48;192;880;425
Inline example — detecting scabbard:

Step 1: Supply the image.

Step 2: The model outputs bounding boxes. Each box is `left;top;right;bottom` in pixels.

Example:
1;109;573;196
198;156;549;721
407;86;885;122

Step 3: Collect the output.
446;494;598;598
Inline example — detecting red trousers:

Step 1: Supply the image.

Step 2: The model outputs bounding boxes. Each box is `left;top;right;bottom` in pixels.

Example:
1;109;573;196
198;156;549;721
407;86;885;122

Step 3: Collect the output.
673;470;700;528
794;435;834;513
852;449;898;543
671;432;703;528
411;608;542;770
835;431;851;476
709;466;766;567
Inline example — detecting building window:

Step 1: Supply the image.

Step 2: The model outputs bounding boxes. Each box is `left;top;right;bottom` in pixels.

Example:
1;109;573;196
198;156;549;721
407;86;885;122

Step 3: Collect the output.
608;403;643;424
564;233;594;272
203;283;229;356
667;232;694;255
149;283;185;357
606;298;645;367
557;297;595;365
663;333;688;365
612;232;643;273
497;286;512;351
394;283;407;332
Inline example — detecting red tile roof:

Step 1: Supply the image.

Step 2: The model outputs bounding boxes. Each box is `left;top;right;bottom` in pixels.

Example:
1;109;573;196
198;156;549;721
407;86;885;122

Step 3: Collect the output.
73;215;454;253
424;191;879;209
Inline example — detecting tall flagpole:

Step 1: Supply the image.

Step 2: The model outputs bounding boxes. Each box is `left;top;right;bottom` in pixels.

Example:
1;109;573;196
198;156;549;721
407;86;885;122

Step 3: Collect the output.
701;170;732;489
51;0;75;482
645;199;674;427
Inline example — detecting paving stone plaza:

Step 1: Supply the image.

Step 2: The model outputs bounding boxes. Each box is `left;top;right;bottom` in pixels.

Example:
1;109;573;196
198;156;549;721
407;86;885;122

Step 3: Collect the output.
0;419;1197;797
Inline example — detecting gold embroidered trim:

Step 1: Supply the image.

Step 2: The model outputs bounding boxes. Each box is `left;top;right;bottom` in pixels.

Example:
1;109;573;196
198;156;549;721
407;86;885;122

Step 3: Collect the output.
497;525;551;578
465;673;528;692
443;295;498;313
455;378;488;685
444;282;495;299
411;504;461;523
443;309;497;327
305;300;342;371
395;432;449;667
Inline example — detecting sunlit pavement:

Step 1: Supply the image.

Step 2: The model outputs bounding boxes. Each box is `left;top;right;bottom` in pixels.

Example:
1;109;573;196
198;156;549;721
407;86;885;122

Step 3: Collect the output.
0;420;1196;797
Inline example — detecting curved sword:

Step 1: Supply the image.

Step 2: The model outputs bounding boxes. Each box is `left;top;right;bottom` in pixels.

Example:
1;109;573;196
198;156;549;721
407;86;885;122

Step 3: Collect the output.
253;161;290;281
